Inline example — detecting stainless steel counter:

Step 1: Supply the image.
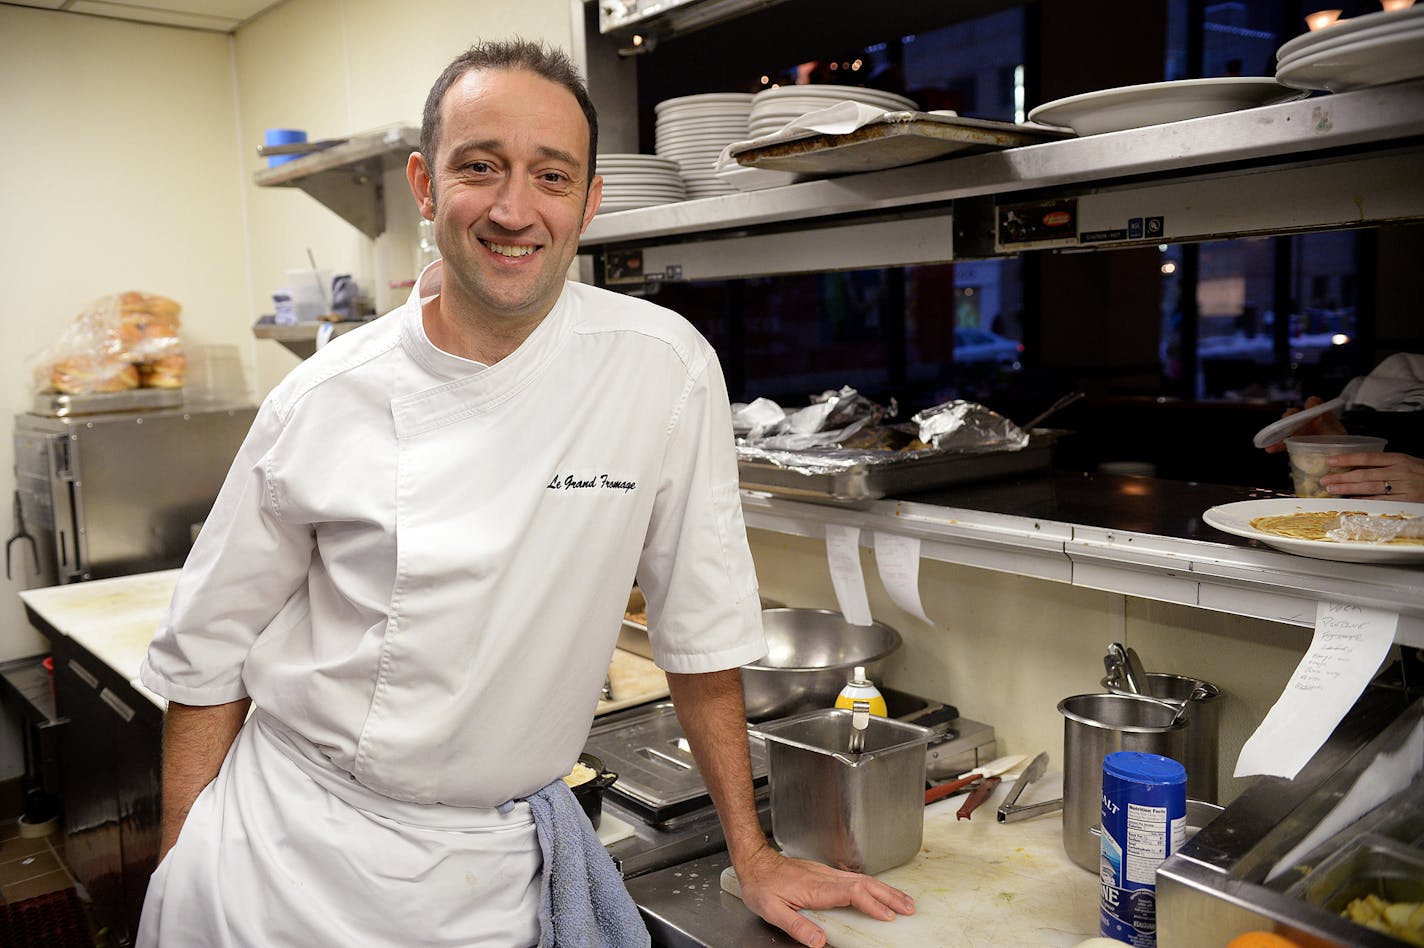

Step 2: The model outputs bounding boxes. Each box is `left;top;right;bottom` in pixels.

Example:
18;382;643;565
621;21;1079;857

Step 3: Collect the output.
625;850;793;948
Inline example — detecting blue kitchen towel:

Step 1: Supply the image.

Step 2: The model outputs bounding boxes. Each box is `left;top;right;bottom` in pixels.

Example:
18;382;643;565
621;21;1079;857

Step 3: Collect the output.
505;778;650;948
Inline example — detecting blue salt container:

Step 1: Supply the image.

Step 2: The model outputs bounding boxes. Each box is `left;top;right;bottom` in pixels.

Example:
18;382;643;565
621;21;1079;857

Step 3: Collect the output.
1099;751;1186;946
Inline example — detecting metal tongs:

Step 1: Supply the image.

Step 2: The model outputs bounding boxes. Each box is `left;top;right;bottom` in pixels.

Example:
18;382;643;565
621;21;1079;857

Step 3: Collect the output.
997;751;1063;823
6;491;39;582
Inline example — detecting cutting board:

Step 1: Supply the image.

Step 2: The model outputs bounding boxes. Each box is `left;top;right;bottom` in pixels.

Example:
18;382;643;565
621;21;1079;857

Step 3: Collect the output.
596;648;669;715
596;812;637;847
723;781;1098;947
23;570;665;715
21;570;180;678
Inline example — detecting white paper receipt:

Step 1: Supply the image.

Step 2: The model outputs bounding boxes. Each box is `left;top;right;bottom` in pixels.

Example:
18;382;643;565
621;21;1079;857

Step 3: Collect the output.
1235;601;1398;780
872;532;933;624
825;524;873;626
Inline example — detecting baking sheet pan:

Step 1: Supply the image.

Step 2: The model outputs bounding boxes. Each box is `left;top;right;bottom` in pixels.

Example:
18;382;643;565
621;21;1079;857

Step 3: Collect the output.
33;388;184;417
730;112;1069;175
737;435;1057;506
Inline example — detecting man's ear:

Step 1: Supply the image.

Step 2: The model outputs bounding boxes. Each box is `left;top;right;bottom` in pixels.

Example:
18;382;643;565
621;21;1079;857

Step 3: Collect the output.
407;152;436;220
581;175;604;233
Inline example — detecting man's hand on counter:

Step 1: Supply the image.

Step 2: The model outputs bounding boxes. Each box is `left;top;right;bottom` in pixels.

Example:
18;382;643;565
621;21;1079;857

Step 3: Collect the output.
735;842;915;948
665;669;915;947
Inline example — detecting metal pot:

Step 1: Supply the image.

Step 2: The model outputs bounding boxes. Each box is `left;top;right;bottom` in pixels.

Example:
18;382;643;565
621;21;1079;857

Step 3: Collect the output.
570;752;618;829
755;708;934;874
1101;672;1222;803
1058;692;1188;872
741;609;902;721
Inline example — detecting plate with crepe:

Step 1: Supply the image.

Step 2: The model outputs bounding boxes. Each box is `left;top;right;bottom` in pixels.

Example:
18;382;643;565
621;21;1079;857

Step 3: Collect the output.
1203;498;1424;563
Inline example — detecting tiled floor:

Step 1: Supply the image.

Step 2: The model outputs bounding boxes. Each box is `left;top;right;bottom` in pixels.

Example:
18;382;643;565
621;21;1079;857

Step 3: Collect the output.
0;818;104;944
0;821;75;906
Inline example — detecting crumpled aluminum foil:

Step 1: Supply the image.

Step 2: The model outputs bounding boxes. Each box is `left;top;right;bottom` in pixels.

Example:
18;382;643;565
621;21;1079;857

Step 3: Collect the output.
732;386;896;450
910;400;1029;452
734;391;1027;473
1326;513;1424;543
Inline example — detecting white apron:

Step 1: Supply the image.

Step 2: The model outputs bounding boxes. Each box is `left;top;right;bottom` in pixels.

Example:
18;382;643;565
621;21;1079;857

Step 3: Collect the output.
137;712;542;947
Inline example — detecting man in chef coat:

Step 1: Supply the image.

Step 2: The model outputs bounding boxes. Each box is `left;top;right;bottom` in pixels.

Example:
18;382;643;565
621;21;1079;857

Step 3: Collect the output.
137;40;915;948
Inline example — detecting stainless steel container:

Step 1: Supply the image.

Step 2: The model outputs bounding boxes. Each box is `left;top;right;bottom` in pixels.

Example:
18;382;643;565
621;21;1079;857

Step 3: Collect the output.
1102;672;1222;803
741;609;901;721
1059;693;1188;872
755;709;933;875
13;406;257;586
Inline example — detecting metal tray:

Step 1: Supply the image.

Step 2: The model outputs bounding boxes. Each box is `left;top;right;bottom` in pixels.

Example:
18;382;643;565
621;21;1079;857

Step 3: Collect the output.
729;112;1069;175
737;435;1056;506
33;388;184;417
585;702;770;823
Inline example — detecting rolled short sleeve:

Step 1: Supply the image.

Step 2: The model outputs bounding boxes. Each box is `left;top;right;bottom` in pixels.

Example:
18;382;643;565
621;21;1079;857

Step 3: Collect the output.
637;348;765;674
139;398;316;705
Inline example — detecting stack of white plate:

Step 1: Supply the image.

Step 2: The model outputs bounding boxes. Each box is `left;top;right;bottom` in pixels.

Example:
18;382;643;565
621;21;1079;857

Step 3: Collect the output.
596;153;686;213
654;93;754;199
1275;5;1424;92
748;84;917;138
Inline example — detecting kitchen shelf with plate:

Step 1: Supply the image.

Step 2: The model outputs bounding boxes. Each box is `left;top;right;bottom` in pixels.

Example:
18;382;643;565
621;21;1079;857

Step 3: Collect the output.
251;317;368;359
253;125;419;238
580;81;1424;279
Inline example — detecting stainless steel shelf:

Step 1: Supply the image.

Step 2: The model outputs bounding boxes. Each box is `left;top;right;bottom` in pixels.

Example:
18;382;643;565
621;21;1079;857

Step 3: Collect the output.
253;125;419;238
739;477;1424;647
580;81;1424;272
251;319;367;359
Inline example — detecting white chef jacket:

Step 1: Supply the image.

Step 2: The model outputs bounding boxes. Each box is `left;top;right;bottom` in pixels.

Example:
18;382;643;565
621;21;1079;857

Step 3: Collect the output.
140;264;766;806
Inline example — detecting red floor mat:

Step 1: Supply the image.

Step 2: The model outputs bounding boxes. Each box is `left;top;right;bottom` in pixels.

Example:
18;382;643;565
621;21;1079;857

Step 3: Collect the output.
0;886;93;947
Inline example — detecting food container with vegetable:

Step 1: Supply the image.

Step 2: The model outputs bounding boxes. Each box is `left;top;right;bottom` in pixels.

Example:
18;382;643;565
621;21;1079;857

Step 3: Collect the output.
564;752;619;829
1284;435;1387;497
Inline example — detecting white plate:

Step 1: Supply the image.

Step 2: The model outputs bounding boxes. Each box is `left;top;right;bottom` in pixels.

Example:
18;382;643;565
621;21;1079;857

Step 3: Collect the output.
716;164;801;191
597;154;679;169
754;85;916;111
655;133;740;145
656;114;748;127
654;93;754;114
1275;5;1424;63
1275;26;1424;91
1028;77;1305;135
602;180;684;191
1202;498;1424;563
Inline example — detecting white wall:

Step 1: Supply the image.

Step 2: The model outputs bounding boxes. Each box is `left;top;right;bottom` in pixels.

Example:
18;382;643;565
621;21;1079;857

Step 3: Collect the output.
0;0;575;661
747;530;1314;804
0;7;248;660
233;0;578;395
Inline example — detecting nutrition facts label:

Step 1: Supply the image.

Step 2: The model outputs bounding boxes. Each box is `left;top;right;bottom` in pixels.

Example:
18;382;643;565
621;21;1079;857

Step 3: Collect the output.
1125;802;1168;883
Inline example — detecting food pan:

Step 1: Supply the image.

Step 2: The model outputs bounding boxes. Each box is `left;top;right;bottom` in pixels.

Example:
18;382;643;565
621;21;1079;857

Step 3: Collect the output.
1284;833;1424;912
569;752;619;829
737;435;1055;506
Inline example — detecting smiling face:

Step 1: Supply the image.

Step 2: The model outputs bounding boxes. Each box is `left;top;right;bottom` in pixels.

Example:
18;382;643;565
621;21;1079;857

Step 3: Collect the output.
407;67;602;331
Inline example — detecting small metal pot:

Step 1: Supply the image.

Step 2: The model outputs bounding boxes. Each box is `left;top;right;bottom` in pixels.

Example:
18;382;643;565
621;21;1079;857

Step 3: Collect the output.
741;609;902;721
1059;692;1188;872
569;752;619;829
1102;672;1222;803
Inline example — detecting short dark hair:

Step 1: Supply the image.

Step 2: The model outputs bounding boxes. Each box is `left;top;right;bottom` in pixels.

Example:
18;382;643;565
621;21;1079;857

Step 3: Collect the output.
420;39;599;184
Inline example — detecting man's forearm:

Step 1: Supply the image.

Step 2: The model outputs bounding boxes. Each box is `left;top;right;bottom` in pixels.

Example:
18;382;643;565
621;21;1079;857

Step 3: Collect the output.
159;698;251;860
665;669;769;866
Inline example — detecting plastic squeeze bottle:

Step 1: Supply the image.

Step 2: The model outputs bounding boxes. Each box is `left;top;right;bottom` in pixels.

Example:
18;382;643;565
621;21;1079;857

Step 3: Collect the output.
835;666;888;717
